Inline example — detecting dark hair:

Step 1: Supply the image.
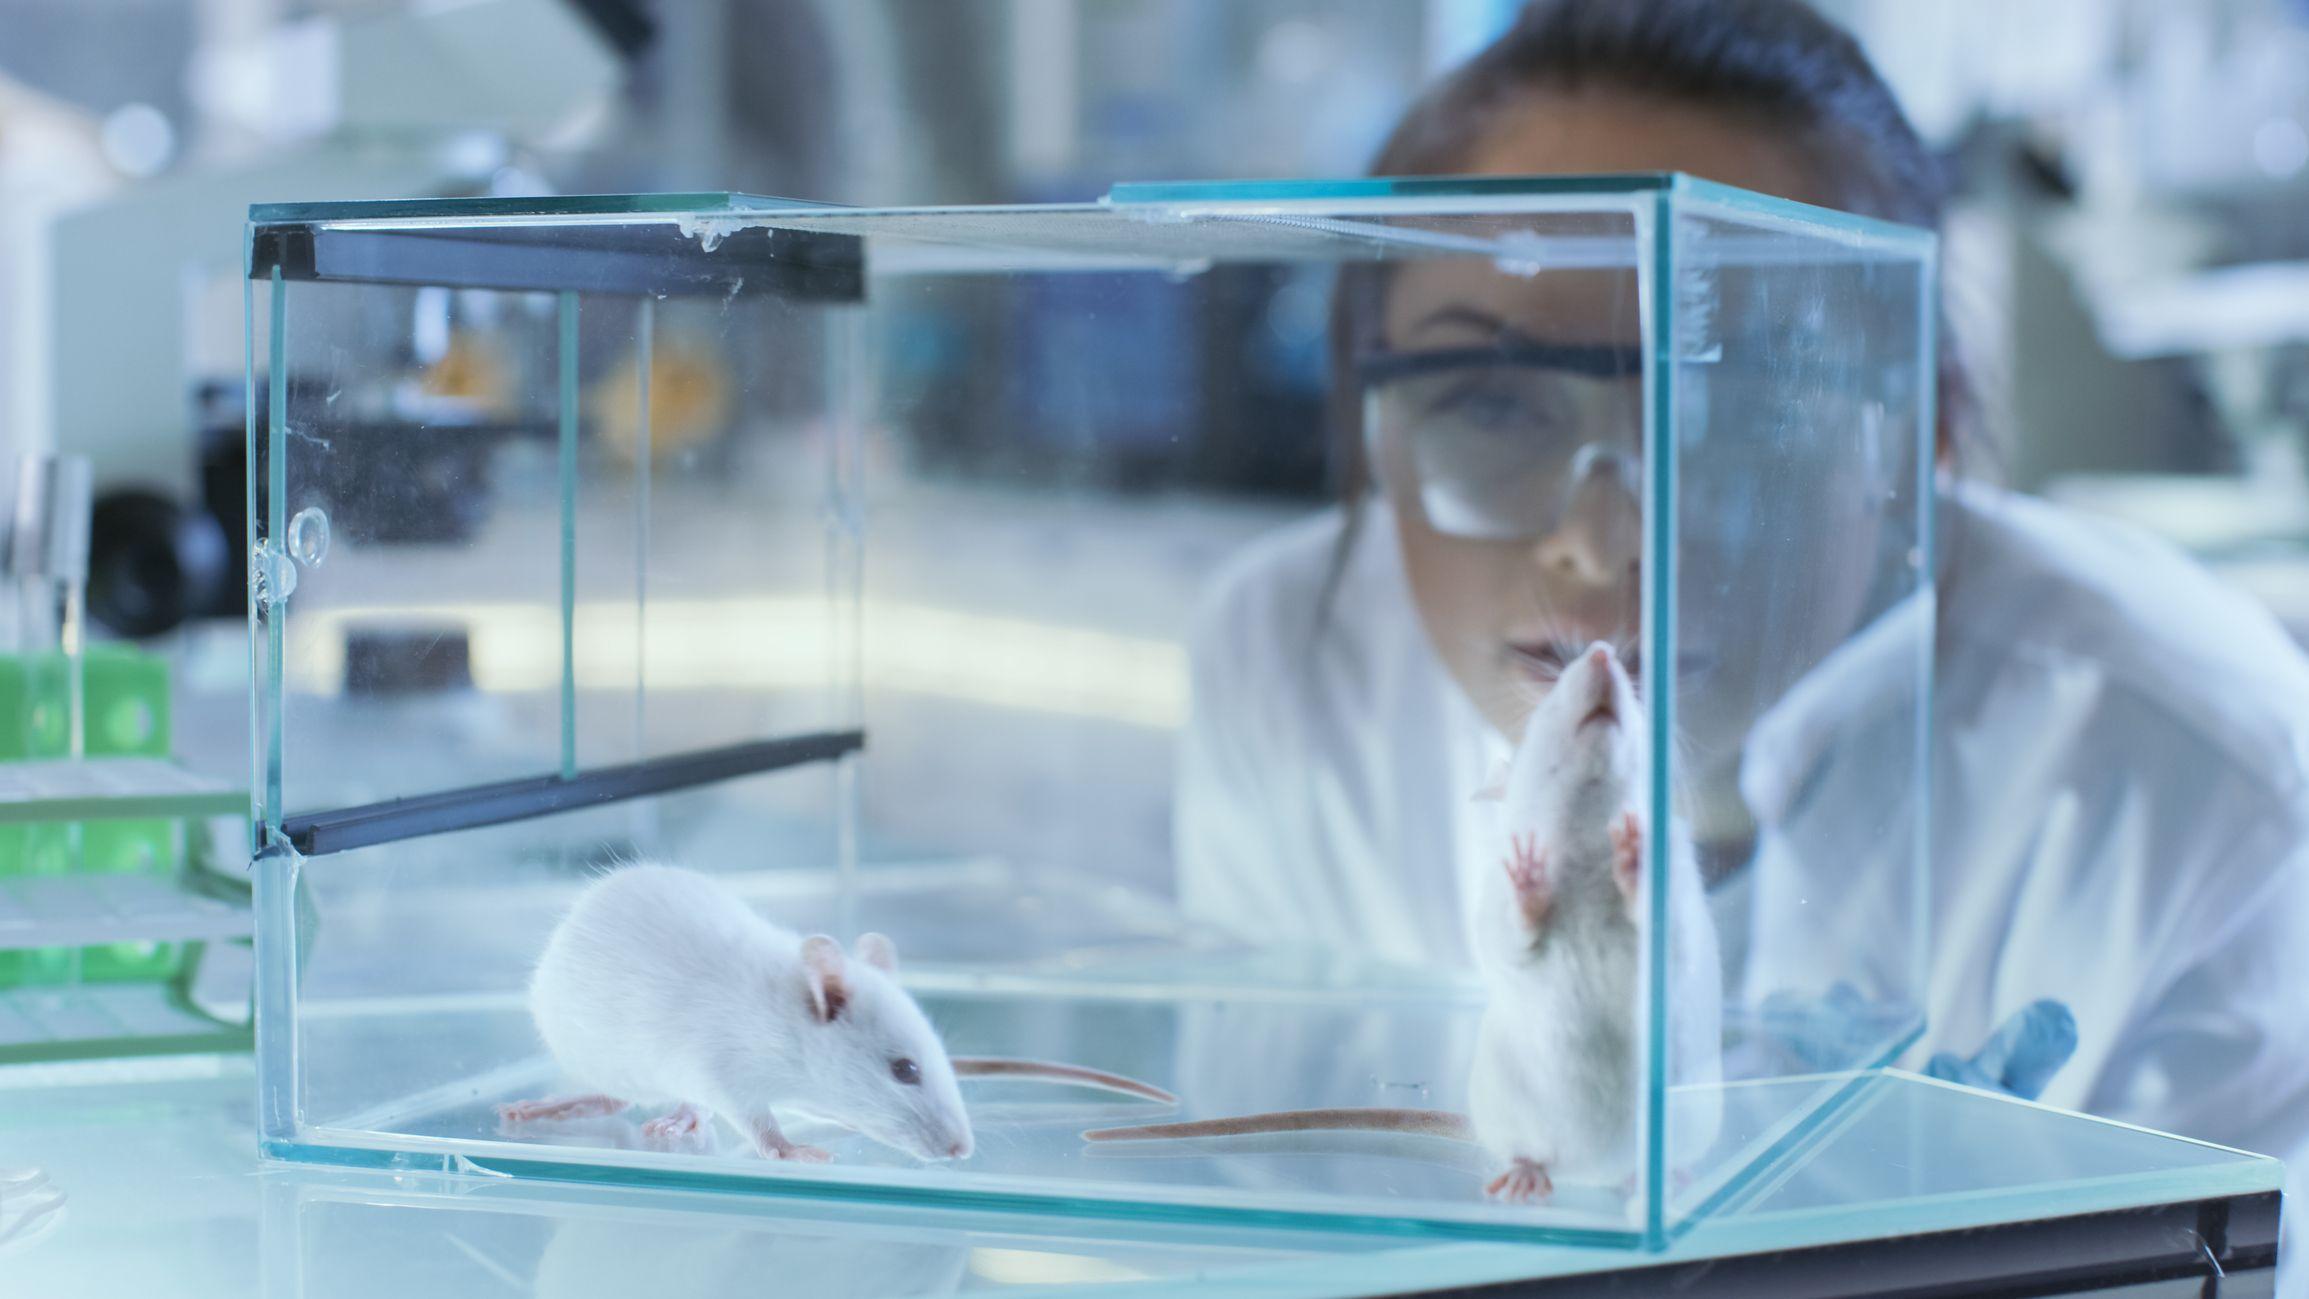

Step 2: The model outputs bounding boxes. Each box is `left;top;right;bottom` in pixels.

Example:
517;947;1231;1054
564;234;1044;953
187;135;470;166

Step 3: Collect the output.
1323;0;1975;613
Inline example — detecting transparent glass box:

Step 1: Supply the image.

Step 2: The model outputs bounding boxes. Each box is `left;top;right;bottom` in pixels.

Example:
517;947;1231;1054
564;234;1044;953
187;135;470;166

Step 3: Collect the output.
245;175;1935;1248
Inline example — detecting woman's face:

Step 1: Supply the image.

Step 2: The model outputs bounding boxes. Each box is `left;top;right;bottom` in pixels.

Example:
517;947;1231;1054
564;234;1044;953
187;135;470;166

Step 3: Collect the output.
1382;89;1868;749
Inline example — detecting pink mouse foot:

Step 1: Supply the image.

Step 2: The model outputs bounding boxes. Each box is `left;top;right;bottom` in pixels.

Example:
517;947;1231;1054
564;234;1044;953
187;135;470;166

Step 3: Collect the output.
1609;812;1641;905
641;1103;707;1146
1501;833;1553;932
749;1118;834;1163
497;1093;630;1125
1486;1158;1554;1204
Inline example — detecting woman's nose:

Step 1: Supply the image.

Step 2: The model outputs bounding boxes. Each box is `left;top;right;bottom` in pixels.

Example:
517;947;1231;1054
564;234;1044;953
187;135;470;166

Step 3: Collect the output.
1531;473;1640;587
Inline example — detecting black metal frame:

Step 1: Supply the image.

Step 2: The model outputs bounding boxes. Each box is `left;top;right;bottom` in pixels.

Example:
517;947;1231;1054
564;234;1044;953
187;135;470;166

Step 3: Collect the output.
248;221;863;302
280;731;864;857
1410;1192;2281;1298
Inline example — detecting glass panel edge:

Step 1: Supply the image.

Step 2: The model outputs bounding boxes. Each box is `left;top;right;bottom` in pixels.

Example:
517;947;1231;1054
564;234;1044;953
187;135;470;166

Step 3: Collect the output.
1107;172;1676;205
261;1130;1652;1249
1640;186;1676;1248
1668;175;1935;255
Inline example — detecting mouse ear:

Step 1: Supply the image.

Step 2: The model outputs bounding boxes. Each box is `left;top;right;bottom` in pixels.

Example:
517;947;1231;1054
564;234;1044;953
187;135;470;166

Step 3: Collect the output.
800;934;849;1023
855;932;898;974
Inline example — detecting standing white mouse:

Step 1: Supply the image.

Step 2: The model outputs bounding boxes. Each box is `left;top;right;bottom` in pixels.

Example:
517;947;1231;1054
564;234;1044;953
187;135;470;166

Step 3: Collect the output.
1085;644;1723;1206
500;863;975;1163
1468;641;1722;1201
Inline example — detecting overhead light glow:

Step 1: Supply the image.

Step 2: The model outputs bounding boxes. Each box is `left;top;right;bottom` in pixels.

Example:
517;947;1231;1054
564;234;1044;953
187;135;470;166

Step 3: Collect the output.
288;597;1187;729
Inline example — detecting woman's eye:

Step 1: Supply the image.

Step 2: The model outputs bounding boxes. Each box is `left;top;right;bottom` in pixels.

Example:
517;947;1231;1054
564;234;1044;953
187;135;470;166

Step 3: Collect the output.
890;1058;922;1086
1430;384;1530;429
1425;375;1551;433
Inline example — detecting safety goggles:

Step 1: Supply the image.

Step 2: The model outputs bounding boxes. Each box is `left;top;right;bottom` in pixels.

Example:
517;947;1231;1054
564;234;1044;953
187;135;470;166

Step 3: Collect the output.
1358;342;1645;542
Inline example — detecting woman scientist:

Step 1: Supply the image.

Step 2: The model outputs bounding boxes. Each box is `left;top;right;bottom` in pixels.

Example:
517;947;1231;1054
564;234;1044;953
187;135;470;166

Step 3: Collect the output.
1176;0;2309;1245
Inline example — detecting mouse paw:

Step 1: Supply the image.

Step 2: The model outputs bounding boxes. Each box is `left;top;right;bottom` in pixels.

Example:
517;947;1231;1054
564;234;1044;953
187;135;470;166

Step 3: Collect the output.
1609;812;1641;906
1502;833;1552;932
1486;1158;1553;1204
497;1093;629;1125
641;1103;707;1146
747;1115;832;1163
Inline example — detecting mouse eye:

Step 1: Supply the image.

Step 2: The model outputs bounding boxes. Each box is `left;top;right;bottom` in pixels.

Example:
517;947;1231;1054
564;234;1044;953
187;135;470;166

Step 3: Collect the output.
890;1058;921;1086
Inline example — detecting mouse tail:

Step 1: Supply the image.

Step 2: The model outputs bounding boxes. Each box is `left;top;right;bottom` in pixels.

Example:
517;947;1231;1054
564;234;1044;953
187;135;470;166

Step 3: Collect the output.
949;1057;1178;1104
1083;1107;1472;1143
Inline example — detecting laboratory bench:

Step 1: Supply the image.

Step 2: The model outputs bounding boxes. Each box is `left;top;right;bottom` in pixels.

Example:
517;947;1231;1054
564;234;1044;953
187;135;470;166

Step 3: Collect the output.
0;1053;2277;1297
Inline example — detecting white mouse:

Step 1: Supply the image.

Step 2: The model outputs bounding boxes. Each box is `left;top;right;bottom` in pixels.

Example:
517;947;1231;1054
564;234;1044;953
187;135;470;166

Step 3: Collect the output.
1467;641;1722;1202
500;863;975;1163
1085;645;1723;1205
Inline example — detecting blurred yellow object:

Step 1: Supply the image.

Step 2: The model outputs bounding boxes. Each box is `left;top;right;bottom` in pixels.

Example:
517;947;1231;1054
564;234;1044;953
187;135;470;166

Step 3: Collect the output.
591;335;731;465
418;332;512;413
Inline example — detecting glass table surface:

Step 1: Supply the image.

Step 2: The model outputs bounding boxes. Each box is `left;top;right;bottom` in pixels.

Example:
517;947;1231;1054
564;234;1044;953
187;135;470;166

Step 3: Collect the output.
0;1054;2275;1298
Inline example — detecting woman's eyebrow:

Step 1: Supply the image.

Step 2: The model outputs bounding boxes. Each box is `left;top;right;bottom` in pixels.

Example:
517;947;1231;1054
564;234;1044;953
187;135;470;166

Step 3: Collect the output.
1407;304;1515;339
1397;306;1638;373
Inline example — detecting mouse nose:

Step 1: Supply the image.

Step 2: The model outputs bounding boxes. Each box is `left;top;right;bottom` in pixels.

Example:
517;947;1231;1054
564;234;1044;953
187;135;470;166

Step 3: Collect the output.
1585;644;1613;673
947;1138;971;1159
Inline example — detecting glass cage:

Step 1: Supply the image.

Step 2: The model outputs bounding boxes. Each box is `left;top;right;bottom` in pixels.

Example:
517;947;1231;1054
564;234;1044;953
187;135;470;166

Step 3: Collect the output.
245;175;1935;1248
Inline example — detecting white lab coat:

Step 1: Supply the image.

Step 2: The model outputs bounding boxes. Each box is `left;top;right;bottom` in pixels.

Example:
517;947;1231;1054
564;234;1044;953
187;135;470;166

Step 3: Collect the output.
1176;482;2309;1285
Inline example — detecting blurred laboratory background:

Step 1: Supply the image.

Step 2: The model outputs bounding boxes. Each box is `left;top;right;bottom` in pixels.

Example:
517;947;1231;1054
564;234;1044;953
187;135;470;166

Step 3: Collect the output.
3;0;2309;767
0;10;2302;1291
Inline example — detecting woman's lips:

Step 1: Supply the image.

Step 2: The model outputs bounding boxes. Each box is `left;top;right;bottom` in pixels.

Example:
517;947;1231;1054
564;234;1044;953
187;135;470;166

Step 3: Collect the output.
1503;639;1714;686
1506;639;1629;681
1506;641;1573;681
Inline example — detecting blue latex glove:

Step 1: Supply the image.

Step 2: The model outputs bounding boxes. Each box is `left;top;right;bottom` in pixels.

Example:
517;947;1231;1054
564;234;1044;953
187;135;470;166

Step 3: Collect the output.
1924;999;2078;1101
